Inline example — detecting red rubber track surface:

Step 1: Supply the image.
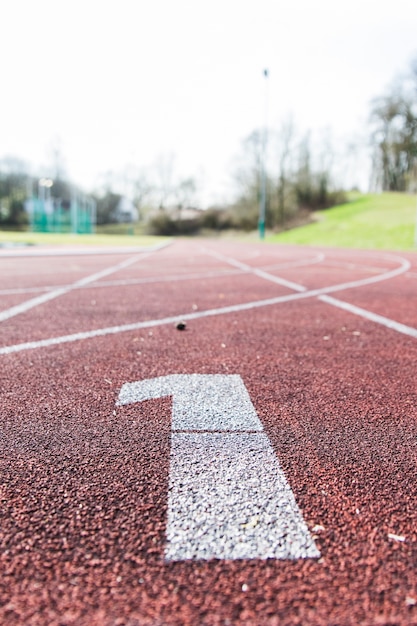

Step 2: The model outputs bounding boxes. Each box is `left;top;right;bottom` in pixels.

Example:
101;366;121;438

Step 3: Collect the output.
1;240;417;625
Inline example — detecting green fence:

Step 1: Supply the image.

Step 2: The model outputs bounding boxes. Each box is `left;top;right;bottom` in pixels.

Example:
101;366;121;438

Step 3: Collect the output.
28;198;95;234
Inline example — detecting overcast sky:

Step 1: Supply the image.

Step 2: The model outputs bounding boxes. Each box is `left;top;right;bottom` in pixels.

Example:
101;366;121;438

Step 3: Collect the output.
2;0;417;205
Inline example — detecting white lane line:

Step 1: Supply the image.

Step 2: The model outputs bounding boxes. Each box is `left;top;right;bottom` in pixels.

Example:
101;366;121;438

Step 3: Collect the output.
117;374;319;561
203;248;417;337
203;248;412;295
0;253;324;296
90;269;241;288
0;268;243;296
0;286;55;296
319;295;417;339
261;252;325;271
0;252;155;323
0;294;310;354
0;241;171;258
202;248;307;292
0;253;414;354
320;260;391;274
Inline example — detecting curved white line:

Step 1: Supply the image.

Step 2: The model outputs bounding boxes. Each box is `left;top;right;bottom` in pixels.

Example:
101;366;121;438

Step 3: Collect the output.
201;248;307;292
0;241;171;258
203;248;411;295
313;252;411;294
0;254;325;297
261;252;325;271
0;268;243;297
0;253;412;355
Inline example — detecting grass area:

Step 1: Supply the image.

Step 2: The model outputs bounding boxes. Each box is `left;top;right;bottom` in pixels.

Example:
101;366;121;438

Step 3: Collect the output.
0;227;168;248
267;192;417;250
2;193;416;251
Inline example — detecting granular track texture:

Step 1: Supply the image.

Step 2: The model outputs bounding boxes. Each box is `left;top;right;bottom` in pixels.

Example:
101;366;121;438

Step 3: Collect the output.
1;240;417;625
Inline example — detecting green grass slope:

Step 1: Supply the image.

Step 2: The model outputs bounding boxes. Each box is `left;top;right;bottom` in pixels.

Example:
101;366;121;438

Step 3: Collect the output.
267;192;417;250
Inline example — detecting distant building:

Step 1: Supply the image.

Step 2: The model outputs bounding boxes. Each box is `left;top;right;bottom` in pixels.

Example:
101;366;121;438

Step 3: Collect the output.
112;197;139;223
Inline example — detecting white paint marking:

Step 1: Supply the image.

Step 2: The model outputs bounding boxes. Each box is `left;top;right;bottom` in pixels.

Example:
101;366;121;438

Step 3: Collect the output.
117;374;319;561
321;260;391;274
0;268;242;297
0;254;325;297
0;252;153;323
0;286;54;296
261;252;325;271
319;295;417;339
202;248;307;292
118;374;262;431
0;286;381;355
203;248;417;340
0;241;171;258
0;252;414;354
387;533;406;542
203;247;410;296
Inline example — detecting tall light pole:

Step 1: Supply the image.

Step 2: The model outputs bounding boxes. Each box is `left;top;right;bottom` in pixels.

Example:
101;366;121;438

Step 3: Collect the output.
38;178;53;202
259;68;269;240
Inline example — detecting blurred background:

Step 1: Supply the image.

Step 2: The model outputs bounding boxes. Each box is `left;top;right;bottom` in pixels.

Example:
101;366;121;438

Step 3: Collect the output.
1;0;416;239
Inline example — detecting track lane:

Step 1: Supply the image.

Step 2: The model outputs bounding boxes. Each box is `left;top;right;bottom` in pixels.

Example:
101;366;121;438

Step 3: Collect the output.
1;242;413;353
1;298;417;625
1;239;417;625
0;272;293;349
0;256;147;323
323;273;417;330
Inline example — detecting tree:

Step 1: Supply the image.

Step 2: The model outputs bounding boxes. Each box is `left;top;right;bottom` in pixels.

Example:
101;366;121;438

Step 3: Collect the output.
0;157;30;228
274;119;297;224
94;191;123;225
174;177;197;210
294;133;313;207
131;170;153;217
231;123;346;232
231;130;266;230
152;153;176;209
370;61;417;192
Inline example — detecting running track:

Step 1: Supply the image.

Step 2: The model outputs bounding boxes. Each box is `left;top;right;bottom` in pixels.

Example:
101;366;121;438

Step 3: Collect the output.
1;239;417;625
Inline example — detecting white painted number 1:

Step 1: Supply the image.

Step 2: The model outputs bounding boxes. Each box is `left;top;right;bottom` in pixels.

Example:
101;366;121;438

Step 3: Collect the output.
117;374;319;561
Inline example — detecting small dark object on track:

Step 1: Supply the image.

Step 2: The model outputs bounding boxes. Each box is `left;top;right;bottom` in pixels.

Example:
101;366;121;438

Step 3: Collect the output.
176;321;187;331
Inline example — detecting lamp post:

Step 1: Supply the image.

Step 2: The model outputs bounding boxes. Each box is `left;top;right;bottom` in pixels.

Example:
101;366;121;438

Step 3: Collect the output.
258;68;269;240
38;177;53;202
38;178;53;232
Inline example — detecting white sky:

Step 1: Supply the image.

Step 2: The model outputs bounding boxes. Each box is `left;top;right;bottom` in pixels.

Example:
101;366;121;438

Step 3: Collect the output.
2;0;417;205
